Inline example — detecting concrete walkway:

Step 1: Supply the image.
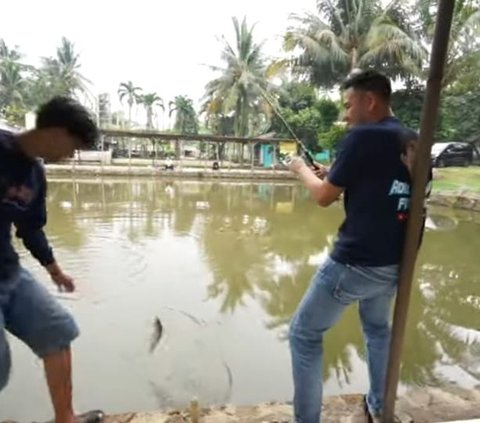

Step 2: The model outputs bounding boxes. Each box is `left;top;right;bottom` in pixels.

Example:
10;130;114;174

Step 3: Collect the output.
44;164;293;181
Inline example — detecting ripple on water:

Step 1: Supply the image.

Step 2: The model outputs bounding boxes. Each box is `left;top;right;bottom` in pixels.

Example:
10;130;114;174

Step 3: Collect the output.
94;218;149;282
48;217;151;305
146;307;232;409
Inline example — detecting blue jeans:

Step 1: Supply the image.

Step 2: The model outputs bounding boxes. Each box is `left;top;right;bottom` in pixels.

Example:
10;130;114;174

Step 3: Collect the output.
289;256;398;423
0;267;79;391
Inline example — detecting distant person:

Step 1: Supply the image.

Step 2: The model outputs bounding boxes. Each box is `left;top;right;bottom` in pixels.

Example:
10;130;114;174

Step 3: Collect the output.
0;96;104;423
286;70;429;423
164;157;174;170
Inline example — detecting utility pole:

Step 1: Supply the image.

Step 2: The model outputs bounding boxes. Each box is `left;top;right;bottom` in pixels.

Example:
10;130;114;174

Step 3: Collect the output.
382;1;456;421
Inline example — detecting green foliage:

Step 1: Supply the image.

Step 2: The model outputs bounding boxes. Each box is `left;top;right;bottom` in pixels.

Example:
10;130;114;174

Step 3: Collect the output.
415;0;480;89
392;82;480;142
207;114;235;136
0;37;91;119
440;90;480;142
284;0;425;87
169;95;198;134
269;81;340;151
391;86;425;131
2;103;27;127
202;17;277;137
138;93;164;129
1;3;479;142
392;86;448;139
316;98;340;132
318;122;348;152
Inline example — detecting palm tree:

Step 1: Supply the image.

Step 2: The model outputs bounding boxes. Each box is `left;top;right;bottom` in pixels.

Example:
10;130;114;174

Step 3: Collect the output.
0;39;21;62
139;93;164;129
97;93;111;128
169;95;198;133
0;40;27;112
284;0;425;87
39;37;91;99
138;93;165;162
118;81;143;164
0;60;25;109
168;95;198;159
118;81;142;127
202;17;279;140
416;0;480;88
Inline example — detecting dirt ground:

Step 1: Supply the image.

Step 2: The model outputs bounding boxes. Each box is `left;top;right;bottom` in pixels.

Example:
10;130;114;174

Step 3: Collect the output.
103;384;480;423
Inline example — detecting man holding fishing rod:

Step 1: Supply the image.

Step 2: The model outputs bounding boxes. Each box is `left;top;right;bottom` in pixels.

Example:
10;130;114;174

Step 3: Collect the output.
0;96;104;423
286;70;421;423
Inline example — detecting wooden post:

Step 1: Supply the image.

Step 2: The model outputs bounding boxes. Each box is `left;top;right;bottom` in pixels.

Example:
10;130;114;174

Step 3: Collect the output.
272;144;277;174
100;134;104;175
382;1;456;421
203;142;207;172
179;139;183;171
250;141;255;174
128;138;132;171
189;398;199;423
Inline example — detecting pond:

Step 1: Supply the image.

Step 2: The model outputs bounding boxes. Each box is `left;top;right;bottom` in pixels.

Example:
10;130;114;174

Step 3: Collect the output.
1;178;479;421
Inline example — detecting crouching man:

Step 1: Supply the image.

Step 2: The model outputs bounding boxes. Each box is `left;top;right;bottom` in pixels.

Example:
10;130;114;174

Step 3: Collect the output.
0;96;104;423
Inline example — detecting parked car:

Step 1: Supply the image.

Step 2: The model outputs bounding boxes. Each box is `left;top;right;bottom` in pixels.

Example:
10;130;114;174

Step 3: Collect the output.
431;142;474;167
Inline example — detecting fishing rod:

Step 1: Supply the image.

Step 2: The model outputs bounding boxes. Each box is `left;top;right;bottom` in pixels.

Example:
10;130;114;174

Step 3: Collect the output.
259;88;320;169
260;89;317;167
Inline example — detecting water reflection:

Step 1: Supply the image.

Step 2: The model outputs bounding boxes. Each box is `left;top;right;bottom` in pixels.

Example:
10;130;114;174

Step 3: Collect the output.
5;178;480;419
55;179;480;381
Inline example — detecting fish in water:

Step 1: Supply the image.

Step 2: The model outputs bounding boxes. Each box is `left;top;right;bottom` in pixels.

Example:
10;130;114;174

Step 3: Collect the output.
149;317;163;353
165;306;205;326
222;360;233;403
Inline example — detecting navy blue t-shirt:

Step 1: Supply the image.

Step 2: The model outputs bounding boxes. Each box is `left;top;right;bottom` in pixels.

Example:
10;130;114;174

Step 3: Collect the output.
328;117;423;266
0;129;55;280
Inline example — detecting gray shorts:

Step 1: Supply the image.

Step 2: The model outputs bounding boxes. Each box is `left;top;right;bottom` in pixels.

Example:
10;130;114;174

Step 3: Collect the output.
0;267;79;390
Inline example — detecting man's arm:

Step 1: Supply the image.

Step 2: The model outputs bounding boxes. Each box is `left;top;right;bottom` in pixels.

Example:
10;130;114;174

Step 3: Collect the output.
14;179;55;267
289;158;343;207
14;166;74;291
289;133;358;206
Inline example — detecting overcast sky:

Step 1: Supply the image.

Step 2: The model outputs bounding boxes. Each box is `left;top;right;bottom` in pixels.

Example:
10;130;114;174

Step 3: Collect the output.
2;0;321;117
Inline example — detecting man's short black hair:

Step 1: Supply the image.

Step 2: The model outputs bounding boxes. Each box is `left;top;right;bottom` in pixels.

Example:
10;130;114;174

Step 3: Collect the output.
36;96;99;148
341;70;392;102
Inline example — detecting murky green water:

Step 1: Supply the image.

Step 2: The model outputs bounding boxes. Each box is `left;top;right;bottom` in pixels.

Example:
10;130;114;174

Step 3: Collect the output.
1;178;480;421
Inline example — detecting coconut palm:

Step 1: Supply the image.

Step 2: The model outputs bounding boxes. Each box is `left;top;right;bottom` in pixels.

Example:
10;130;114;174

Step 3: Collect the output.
167;95;198;158
0;40;27;111
0;39;21;62
284;0;425;87
0;60;25;109
139;93;164;129
169;95;198;134
118;81;142;127
202;17;279;139
416;0;480;88
39;37;91;98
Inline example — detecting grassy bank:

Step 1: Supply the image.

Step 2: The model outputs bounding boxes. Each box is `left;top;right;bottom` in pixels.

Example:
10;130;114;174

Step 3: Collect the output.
433;167;480;193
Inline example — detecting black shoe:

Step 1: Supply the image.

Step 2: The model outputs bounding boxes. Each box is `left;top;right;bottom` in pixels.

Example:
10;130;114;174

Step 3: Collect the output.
74;410;105;423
